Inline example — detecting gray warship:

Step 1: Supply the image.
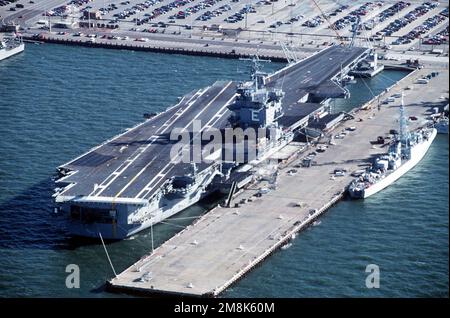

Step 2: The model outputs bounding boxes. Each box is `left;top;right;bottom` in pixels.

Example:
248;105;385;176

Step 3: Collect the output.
54;45;369;239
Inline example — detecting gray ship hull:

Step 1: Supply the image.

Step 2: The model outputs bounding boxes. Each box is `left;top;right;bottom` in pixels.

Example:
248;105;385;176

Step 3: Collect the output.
0;43;24;61
54;46;369;239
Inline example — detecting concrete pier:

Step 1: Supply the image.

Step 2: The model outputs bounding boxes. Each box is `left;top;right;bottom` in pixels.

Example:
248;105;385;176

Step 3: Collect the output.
108;64;449;297
23;33;316;62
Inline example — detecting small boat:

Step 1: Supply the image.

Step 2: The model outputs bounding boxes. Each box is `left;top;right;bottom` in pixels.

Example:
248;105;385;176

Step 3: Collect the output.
281;243;292;250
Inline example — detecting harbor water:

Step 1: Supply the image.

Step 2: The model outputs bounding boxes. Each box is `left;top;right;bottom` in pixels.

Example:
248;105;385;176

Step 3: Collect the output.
0;44;447;297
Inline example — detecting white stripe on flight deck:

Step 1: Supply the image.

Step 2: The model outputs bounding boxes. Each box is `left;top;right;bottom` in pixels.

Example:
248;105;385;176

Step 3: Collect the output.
113;156;158;198
202;93;236;130
89;88;208;197
135;82;235;199
137;165;175;200
179;81;233;132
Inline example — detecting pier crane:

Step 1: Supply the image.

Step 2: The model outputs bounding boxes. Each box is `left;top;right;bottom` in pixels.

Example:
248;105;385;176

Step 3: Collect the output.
280;42;299;64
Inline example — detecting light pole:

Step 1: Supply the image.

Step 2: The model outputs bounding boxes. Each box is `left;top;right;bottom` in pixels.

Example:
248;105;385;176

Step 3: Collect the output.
190;12;193;37
48;12;52;33
150;221;154;254
244;3;248;30
289;0;293;34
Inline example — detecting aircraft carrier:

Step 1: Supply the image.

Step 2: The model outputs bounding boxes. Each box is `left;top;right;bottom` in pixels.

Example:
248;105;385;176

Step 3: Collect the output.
54;45;369;239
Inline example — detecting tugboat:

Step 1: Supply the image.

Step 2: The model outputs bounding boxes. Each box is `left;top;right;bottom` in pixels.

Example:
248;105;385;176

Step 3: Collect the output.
348;94;437;199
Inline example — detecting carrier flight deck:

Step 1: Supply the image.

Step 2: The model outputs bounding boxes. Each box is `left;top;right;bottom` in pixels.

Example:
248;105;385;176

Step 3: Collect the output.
54;45;368;239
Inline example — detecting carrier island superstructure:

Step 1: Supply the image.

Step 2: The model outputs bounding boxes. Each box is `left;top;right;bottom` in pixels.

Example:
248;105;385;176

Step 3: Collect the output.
54;45;369;239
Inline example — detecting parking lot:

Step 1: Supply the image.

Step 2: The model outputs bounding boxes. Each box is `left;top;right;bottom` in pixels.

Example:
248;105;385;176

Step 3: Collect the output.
393;7;447;45
1;0;448;54
423;20;449;46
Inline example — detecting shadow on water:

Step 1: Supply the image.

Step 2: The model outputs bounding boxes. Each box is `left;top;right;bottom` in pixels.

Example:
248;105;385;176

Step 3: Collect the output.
0;178;69;250
0;177;119;250
90;283;109;295
0;178;124;250
388;100;448;111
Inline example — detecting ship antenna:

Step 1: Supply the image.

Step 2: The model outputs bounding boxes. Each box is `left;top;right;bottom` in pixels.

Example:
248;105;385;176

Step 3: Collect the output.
399;93;410;155
399;93;409;142
239;55;270;90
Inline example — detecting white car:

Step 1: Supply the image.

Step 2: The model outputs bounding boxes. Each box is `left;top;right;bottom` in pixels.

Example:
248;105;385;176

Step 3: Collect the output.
287;169;297;176
416;78;429;84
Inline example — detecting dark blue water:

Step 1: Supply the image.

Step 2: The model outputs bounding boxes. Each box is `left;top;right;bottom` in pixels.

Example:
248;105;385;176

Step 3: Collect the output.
0;44;447;297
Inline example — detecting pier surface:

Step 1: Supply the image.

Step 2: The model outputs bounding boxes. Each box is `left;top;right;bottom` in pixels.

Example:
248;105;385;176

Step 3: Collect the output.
109;64;448;297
